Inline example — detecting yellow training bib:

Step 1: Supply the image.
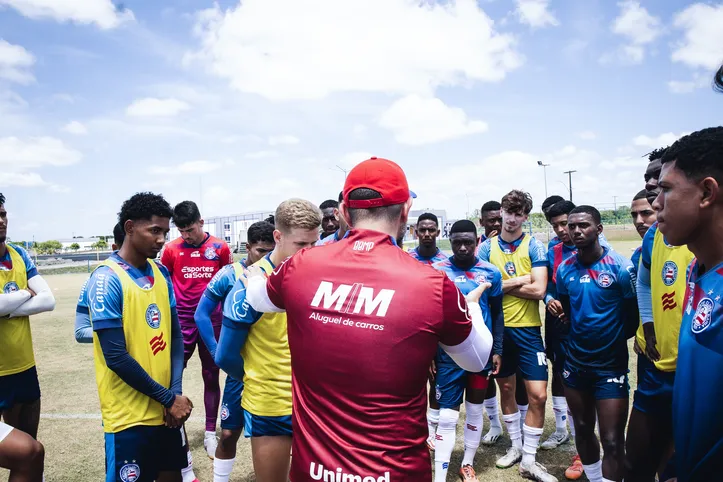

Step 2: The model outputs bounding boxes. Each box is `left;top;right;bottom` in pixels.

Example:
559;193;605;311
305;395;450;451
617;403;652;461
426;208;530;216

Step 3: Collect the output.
91;259;172;433
240;256;292;417
489;235;541;328
636;229;694;372
0;245;35;376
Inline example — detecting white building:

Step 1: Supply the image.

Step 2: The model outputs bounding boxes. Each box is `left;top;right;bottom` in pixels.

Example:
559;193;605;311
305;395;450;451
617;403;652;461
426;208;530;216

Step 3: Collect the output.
58;237;102;251
168;211;274;249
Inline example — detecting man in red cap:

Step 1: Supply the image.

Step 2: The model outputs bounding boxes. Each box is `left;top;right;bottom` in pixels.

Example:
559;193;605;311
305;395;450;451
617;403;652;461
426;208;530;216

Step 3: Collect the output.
241;157;494;481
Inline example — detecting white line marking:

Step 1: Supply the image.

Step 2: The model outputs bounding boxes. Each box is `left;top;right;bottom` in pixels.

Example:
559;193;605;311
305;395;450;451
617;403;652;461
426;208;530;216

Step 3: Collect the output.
40;413;206;422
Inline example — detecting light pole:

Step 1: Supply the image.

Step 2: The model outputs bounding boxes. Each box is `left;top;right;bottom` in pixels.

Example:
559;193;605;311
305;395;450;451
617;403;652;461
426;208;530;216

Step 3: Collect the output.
537;161;550;200
563;170;577;202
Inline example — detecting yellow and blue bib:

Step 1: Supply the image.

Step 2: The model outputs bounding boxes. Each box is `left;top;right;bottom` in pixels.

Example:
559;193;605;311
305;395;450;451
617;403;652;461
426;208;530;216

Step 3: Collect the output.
0;245;34;376
490;235;541;328
91;259;172;433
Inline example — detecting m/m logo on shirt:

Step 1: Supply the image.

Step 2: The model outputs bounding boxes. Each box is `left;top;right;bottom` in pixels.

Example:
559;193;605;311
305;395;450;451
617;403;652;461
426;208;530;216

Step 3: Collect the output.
310;281;395;317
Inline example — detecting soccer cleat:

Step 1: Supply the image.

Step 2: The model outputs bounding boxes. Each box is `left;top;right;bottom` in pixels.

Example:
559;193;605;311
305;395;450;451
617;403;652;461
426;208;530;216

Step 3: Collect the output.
203;431;218;460
495;446;523;469
481;426;502;446
520;461;558;482
426;435;435;451
540;430;570;450
564;455;584;480
458;464;479;481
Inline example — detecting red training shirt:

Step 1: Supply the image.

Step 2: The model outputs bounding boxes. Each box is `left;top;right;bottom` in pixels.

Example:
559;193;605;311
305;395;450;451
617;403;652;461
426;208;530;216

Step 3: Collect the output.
260;229;472;482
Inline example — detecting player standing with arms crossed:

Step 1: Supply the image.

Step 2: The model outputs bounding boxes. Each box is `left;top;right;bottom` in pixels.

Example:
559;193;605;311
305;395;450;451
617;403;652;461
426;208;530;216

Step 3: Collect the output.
479;190;553;482
161;201;232;460
432;220;504;482
87;192;193;482
556;206;638;482
242;157;493;482
652;127;723;482
194;221;275;482
216;200;321;482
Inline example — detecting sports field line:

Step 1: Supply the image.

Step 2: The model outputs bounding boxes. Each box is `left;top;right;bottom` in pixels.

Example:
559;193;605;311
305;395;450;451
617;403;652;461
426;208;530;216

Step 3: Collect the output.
40;413;206;423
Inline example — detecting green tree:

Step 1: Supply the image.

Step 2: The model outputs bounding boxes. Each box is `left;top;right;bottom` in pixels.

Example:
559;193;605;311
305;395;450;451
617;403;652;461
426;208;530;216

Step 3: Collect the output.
92;239;108;249
36;240;62;255
69;243;80;251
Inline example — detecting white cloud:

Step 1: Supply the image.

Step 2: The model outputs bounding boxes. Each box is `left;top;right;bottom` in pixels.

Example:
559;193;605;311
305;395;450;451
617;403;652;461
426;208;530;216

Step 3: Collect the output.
632;132;689;149
671;3;723;70
126;98;190;117
0;171;46;187
578;131;597;140
245;150;278;159
379;95;488;146
268;135;299;146
667;74;710;94
608;1;661;64
48;184;70;193
0;39;35;84
187;0;522;101
0;0;134;29
148;160;231;176
0;136;82;171
62;120;88;135
337;151;374;170
514;0;559;29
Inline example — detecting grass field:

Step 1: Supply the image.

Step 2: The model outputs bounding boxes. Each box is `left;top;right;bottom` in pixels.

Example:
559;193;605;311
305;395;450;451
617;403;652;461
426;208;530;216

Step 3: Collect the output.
2;236;642;482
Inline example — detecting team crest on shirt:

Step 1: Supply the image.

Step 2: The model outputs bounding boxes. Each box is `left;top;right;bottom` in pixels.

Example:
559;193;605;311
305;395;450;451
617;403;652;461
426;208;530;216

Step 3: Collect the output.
596;271;615;288
435;385;442;401
562;369;570;379
205;247;219;260
3;281;19;293
145;304;161;329
661;261;678;286
474;273;487;284
692;297;714;333
220;403;229;421
119;463;140;482
685;282;696;315
504;262;517;276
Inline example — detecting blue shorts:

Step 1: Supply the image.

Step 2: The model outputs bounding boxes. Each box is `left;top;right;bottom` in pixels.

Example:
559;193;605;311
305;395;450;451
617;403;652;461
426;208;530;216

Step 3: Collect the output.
562;363;629;400
104;425;187;481
633;354;675;416
0;366;40;411
434;358;467;409
544;312;568;371
243;411;292;438
220;376;244;431
498;327;548;381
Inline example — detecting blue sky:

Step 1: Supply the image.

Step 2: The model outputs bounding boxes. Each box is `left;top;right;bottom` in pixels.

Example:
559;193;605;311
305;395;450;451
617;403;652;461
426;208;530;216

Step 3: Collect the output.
0;0;721;241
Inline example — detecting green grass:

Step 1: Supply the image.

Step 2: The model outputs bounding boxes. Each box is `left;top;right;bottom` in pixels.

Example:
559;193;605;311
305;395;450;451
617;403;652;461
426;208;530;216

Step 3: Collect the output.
1;238;641;481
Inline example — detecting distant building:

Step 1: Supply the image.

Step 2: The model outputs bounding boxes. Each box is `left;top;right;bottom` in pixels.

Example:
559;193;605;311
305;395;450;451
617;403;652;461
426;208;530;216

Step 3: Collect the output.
58;237;102;251
168;211;274;249
406;209;448;241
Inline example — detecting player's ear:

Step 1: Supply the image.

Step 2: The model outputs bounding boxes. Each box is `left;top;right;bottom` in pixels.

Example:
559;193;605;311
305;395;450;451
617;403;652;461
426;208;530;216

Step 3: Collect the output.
333;208;340;221
199;218;205;228
273;229;282;245
699;176;719;209
339;202;352;228
124;219;134;237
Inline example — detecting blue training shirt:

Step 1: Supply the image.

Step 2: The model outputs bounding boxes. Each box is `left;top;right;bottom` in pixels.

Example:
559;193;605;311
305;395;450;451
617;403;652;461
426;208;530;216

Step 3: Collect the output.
556;247;636;371
205;259;246;304
0;244;38;279
407;246;448;265
674;259;723;481
631;245;642;276
478;234;547;268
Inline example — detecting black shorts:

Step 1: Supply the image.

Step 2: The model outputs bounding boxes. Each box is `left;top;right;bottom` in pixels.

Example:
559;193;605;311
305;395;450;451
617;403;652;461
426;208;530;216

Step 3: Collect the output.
0;366;40;411
544;312;569;372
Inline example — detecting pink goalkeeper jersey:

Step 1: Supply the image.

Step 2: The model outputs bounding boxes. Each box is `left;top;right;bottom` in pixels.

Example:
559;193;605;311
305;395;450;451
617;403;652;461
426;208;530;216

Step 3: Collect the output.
257;229;472;482
160;234;232;321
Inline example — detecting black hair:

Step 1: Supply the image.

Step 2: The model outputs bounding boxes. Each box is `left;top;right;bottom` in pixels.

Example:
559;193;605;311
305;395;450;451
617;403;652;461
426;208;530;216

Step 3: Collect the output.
119;192;173;227
172;200;201;228
319;199;339;210
338;191;343;203
480;200;501;214
714;64;723;93
547;200;576;219
541;195;565;213
569;205;601;225
450;219;477;235
113;222;125;247
247;221;275;245
661;127;723;182
0;193;4;206
501;190;534;215
417;212;439;226
264;215;275;226
347;188;404;225
647;147;668;162
633;189;648;202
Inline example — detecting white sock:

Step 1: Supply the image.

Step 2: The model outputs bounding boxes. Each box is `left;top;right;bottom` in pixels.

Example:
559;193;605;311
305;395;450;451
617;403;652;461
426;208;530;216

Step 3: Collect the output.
427;407;440;440
462;401;484;467
434;408;459;482
568;408;576;437
517;404;529;433
182;447;196;482
214;457;236;482
484;396;502;431
521;424;543;466
582;460;603;482
502;411;522;450
552;396;568;435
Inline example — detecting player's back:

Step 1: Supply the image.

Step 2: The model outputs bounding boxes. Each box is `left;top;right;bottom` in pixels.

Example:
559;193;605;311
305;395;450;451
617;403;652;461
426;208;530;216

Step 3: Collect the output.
279;229;465;480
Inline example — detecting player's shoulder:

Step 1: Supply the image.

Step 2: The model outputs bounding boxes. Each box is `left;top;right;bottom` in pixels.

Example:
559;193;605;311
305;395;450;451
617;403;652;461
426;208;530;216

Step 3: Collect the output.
528;235;545;249
643;222;659;245
7;243;33;264
475;257;501;273
559;254;577;270
432;258;453;270
604;250;633;271
207;235;229;248
151;258;171;276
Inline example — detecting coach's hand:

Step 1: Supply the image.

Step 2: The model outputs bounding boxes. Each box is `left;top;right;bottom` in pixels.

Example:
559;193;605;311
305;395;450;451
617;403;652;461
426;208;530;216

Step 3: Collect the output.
466;282;492;304
490;355;502;376
642;323;660;362
547;299;564;318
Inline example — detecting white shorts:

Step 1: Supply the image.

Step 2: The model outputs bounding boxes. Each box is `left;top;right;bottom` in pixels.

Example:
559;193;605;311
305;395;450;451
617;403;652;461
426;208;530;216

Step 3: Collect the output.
0;422;12;443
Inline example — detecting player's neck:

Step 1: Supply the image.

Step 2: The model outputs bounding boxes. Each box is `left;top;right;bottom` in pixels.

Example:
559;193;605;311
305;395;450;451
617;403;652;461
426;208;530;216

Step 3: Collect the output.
352;221;401;241
269;249;284;267
417;244;437;257
689;219;723;272
0;242;6;258
117;245;147;270
500;228;522;243
577;240;603;265
452;255;475;271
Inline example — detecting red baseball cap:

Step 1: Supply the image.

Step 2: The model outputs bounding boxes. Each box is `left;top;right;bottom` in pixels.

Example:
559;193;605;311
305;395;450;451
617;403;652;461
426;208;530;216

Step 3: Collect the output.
343;157;417;209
